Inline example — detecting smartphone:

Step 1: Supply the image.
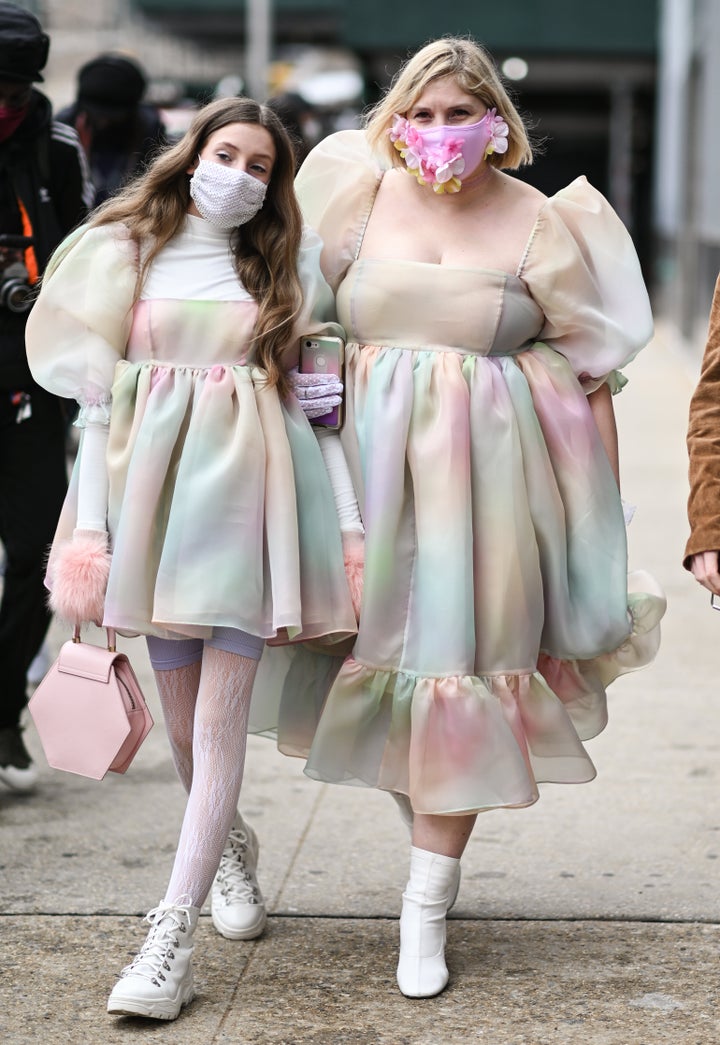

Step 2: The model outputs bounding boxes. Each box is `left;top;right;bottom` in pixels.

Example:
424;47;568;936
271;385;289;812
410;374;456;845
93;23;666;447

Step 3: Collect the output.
298;334;345;430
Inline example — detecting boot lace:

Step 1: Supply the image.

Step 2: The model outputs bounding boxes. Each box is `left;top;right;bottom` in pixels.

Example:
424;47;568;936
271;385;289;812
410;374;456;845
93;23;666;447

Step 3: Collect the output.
216;826;260;905
120;902;191;986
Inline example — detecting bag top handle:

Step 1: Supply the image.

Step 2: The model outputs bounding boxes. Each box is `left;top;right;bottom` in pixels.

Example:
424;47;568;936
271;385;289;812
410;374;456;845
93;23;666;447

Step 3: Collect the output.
72;626;117;652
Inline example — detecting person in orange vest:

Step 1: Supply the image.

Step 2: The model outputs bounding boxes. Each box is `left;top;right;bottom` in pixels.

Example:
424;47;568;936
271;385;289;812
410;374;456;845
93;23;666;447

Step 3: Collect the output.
0;1;92;791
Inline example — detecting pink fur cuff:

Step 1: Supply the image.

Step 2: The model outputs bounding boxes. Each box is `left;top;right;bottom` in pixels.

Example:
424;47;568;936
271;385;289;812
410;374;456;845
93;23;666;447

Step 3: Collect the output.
48;529;111;626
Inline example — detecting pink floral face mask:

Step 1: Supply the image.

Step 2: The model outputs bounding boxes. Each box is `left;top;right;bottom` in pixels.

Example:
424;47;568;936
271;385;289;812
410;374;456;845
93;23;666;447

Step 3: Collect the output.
389;109;509;194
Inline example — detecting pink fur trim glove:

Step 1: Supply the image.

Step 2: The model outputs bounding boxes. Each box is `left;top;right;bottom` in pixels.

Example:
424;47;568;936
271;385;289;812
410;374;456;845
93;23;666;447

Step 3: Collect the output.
48;529;111;627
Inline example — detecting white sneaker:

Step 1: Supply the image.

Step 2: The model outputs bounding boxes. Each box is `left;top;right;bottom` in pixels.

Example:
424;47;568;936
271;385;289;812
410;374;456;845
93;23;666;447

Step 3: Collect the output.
211;815;266;940
107;900;199;1020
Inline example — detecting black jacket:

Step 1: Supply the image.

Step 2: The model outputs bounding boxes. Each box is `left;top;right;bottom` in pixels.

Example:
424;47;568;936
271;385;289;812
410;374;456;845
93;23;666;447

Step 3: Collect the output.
0;90;92;388
55;102;166;207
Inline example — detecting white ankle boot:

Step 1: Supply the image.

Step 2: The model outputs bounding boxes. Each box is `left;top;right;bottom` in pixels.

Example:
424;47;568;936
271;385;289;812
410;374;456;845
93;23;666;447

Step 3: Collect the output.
107;900;199;1020
390;794;462;912
211;813;266;940
396;846;460;998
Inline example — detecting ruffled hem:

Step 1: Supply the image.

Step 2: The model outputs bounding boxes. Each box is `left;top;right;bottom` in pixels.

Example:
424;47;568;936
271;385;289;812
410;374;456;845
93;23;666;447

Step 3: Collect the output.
270;570;666;816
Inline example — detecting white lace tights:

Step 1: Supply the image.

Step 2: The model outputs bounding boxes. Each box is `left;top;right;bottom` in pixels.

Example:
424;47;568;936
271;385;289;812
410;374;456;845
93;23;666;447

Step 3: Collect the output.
154;646;258;907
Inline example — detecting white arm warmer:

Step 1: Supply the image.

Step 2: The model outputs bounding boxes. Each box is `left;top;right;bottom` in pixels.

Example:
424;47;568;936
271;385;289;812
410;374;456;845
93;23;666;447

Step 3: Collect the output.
315;428;363;533
75;420;110;532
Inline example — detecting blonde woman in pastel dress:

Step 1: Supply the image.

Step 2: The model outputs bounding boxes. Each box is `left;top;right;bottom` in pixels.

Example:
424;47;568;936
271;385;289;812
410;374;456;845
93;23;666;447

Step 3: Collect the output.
289;37;666;998
25;97;358;1022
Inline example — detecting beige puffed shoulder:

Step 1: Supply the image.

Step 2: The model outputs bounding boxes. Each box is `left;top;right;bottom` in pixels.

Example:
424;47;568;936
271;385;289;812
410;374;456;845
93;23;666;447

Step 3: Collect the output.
520;176;653;385
26;223;137;411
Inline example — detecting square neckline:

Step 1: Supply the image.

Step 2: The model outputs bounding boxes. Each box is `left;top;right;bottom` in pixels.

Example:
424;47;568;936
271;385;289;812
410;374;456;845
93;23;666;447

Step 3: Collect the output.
353;170;586;280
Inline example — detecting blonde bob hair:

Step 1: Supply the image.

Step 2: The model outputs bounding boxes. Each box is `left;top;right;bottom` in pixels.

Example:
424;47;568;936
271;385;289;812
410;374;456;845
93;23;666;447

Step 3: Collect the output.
366;37;533;171
86;97;304;395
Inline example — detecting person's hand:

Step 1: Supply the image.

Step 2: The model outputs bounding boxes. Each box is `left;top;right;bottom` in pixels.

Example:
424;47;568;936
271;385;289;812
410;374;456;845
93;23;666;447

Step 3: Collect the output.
48;528;111;627
341;529;364;620
690;550;720;594
288;368;343;420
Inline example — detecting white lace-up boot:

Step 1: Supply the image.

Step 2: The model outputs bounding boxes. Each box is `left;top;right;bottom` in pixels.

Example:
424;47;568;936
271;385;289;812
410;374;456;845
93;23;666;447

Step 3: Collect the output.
107;900;199;1020
211;814;266;940
396;846;460;998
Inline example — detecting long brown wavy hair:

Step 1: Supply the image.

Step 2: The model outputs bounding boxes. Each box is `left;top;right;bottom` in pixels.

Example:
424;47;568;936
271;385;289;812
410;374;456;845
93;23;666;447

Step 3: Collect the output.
88;96;303;394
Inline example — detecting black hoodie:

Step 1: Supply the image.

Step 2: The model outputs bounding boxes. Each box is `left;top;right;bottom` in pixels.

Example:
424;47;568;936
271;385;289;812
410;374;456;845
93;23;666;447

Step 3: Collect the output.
0;88;92;387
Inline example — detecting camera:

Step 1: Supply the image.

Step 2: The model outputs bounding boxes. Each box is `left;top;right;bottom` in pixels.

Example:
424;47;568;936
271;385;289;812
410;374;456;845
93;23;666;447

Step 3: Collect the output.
0;234;34;313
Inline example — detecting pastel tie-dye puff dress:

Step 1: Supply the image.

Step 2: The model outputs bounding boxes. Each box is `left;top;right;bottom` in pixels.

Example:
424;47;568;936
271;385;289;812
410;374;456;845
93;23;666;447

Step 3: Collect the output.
277;129;665;815
25;217;357;648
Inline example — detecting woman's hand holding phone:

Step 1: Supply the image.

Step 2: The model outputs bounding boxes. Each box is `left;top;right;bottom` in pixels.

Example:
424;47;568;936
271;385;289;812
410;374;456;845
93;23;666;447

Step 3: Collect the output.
297;335;345;429
290;369;343;420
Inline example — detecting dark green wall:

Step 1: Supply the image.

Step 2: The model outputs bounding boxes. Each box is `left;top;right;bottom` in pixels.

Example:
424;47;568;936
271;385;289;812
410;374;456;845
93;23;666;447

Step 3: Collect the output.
344;0;658;54
132;0;658;55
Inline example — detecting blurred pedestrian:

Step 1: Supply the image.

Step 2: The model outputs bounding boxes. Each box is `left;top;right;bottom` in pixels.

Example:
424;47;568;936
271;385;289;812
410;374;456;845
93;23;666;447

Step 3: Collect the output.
0;0;92;791
57;52;166;207
267;91;320;169
684;277;720;593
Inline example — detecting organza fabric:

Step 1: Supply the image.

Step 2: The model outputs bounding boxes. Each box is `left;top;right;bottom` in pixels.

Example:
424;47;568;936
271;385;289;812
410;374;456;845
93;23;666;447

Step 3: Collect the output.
252;130;666;816
25;219;357;645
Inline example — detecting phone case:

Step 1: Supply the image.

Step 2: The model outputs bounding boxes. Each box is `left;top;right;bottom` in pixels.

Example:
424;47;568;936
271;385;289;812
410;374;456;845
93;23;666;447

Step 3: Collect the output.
299;335;345;429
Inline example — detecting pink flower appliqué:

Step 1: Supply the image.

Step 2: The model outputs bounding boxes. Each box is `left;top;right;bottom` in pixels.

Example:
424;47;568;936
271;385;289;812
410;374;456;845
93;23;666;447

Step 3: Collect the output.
389;115;464;194
485;109;509;157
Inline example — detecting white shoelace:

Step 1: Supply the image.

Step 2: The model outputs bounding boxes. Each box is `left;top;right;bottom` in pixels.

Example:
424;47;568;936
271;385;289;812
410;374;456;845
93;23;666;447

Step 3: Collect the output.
216;827;260;905
121;904;190;983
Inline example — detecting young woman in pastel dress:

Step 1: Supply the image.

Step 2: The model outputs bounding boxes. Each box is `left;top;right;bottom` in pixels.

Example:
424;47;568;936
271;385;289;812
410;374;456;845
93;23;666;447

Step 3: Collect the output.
25;97;358;1022
282;37;666;998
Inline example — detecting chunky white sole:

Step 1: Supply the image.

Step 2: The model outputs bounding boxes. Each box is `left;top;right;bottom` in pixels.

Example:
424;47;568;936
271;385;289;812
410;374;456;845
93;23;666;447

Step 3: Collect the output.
107;977;195;1020
211;904;267;940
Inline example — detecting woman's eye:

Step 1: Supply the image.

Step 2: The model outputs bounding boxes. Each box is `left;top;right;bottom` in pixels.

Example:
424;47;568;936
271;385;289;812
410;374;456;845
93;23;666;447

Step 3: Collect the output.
250;163;267;174
216;151;232;162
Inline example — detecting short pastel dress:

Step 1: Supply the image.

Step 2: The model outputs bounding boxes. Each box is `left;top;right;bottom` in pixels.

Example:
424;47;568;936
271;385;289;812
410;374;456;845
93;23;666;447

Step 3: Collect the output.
25;217;357;647
273;129;665;815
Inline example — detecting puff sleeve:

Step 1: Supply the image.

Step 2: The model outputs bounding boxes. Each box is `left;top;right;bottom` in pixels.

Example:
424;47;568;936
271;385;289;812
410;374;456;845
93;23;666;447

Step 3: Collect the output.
520;177;653;391
295;129;384;293
25;222;137;419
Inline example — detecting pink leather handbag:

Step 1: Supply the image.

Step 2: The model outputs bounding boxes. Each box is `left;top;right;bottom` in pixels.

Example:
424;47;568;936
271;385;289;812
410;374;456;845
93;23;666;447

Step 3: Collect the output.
28;628;154;780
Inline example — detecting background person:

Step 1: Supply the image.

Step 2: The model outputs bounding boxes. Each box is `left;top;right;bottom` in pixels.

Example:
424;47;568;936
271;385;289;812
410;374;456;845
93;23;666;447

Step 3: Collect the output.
684;276;720;592
57;51;166;207
0;0;92;791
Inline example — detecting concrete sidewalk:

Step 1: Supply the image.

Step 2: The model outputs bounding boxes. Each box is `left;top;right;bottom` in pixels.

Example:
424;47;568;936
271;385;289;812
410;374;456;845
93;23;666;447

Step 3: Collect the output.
2;328;719;1045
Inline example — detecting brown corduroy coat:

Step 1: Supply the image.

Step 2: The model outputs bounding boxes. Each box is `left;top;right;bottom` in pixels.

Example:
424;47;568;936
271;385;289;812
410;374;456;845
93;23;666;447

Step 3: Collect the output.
685;274;720;568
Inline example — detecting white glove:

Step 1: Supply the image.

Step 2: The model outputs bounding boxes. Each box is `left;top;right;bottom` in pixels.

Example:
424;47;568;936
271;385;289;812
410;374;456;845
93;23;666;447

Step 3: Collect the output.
76;419;110;532
48;414;112;627
289;368;343;420
315;429;363;533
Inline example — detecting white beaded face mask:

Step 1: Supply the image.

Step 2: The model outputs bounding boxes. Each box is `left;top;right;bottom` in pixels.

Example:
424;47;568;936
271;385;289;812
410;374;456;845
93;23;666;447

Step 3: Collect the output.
189;157;267;230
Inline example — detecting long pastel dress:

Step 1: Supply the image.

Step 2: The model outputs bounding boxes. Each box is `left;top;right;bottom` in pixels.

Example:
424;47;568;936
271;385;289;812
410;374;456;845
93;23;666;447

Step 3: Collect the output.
283;130;665;816
25;215;357;647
